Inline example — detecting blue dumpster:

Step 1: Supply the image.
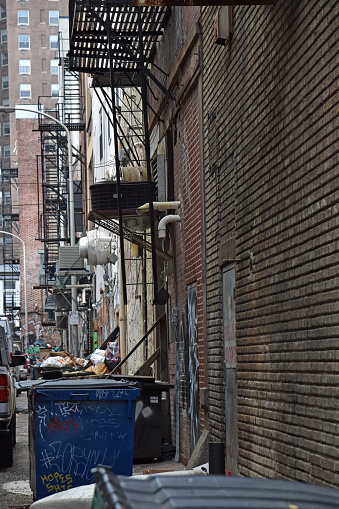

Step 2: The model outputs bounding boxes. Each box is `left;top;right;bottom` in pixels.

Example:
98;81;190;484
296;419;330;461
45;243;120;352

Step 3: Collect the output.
28;379;140;500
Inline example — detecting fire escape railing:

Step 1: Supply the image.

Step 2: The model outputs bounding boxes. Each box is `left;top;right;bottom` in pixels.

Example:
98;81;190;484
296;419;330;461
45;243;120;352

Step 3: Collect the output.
69;1;172;306
36;55;85;287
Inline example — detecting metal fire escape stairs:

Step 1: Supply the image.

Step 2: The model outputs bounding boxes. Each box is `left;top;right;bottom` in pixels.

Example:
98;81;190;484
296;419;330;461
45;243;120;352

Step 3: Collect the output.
36;55;85;301
1;168;20;319
69;1;173;306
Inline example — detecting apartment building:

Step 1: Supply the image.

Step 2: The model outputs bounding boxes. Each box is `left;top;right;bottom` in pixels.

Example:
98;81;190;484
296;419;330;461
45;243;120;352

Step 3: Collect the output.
0;0;68;336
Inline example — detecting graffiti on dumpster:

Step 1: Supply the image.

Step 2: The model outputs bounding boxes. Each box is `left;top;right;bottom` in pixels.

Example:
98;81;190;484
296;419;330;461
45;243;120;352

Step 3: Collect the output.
83;428;129;442
39;440;112;481
41;472;72;494
36;400;127;485
48;411;80;437
95;389;131;400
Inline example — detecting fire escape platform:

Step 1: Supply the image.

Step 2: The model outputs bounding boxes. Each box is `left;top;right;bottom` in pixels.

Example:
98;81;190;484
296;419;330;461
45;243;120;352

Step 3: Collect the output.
37;122;85;132
69;1;170;79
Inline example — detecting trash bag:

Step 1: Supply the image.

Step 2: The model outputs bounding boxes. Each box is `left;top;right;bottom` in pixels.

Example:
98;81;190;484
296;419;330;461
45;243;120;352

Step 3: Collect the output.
105;341;120;372
40;356;66;368
105;341;120;362
90;348;106;366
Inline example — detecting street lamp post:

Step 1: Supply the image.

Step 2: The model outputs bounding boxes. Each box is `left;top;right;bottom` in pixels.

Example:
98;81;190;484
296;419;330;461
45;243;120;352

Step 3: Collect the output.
0;105;78;354
0;231;28;352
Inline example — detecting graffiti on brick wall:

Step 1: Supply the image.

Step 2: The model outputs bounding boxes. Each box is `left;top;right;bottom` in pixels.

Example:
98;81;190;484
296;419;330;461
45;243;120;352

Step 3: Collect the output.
176;316;189;408
27;317;61;345
187;282;200;452
28;318;44;339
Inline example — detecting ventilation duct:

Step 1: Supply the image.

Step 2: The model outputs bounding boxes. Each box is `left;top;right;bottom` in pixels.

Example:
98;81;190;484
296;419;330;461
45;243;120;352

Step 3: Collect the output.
79;230;114;266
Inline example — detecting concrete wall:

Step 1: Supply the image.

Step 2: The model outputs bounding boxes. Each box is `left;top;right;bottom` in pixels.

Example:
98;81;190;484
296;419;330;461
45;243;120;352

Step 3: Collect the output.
202;0;339;488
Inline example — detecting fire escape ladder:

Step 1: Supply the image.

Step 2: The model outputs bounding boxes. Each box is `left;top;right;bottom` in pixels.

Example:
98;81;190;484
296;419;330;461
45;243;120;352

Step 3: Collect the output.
69;2;172;305
37;93;85;286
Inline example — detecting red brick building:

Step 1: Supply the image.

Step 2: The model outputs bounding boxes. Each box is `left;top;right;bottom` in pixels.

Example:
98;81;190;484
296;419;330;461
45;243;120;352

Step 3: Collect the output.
17;115;60;345
149;8;208;463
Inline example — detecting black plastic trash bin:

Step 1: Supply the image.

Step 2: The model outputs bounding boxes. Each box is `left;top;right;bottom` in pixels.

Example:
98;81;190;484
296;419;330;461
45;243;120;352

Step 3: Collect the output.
92;467;339;509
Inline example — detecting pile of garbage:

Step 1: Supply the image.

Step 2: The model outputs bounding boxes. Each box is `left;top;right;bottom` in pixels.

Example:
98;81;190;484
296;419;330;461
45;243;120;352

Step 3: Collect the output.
39;342;120;377
40;352;88;369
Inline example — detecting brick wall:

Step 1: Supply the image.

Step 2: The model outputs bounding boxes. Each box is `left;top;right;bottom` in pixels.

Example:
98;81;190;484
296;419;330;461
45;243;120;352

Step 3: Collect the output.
151;7;207;464
170;84;206;462
202;0;339;487
17;118;49;343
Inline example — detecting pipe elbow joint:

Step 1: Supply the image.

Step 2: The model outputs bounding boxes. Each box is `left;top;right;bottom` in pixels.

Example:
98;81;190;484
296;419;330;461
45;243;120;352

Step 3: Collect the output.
158;214;181;239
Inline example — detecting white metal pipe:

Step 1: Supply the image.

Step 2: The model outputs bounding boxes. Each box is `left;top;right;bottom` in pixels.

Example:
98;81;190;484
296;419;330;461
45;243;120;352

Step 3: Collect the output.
158;215;181;238
137;201;181;214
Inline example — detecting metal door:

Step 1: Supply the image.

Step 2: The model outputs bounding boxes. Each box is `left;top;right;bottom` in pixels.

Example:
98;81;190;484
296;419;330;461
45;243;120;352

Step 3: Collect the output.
222;265;238;475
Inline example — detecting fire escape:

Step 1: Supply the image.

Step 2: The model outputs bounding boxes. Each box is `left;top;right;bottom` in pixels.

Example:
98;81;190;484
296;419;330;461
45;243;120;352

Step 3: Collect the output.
1;168;20;319
37;51;85;309
69;1;172;306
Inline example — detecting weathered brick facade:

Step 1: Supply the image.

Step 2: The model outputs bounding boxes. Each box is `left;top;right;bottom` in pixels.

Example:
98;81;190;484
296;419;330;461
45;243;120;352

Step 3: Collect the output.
17;118;60;345
202;0;339;487
150;7;208;464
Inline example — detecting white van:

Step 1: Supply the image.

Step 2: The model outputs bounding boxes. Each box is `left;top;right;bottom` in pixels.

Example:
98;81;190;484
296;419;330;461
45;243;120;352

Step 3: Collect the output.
0;318;18;380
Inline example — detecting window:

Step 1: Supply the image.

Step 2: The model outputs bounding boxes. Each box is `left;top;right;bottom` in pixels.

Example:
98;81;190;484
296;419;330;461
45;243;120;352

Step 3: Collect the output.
49;10;59;25
40;10;45;23
2;75;8;90
1;52;8;67
3;122;9;136
51;83;59;97
4;146;10;159
4;216;11;229
1;6;6;20
1;29;7;43
50;35;58;49
50;58;58;74
18;10;29;25
18;35;30;50
4;191;10;203
5;236;12;245
19;59;31;74
0;215;2;228
20;83;31;98
4;280;16;291
0;190;2;204
2;98;9;107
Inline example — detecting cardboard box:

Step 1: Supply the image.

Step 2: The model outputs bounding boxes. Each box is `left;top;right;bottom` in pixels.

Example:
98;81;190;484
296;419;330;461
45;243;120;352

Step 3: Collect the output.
39;348;51;361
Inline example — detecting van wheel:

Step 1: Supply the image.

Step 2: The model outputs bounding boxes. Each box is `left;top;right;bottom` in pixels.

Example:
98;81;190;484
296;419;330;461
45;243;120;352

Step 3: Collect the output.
0;428;14;468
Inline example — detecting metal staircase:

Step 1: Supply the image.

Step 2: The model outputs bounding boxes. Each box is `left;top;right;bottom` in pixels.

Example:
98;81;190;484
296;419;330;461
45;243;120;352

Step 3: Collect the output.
36;48;85;287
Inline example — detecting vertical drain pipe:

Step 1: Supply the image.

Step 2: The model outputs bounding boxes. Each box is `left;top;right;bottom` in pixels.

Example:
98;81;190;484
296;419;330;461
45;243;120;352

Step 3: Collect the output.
209;442;225;475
